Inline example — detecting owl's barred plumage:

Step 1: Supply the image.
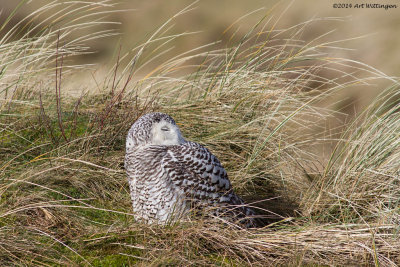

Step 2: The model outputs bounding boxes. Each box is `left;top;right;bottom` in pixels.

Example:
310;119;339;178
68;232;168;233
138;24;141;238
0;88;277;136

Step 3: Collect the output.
125;112;255;227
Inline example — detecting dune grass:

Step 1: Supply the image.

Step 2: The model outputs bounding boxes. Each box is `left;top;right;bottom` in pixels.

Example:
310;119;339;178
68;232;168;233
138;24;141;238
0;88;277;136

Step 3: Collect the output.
1;1;400;266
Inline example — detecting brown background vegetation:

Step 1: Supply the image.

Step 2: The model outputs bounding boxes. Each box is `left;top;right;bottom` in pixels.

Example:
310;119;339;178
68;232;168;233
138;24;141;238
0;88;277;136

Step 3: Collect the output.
2;0;399;75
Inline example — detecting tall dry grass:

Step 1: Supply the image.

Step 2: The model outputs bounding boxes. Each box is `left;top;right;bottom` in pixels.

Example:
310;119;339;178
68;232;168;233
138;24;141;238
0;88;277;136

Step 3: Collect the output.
1;1;399;266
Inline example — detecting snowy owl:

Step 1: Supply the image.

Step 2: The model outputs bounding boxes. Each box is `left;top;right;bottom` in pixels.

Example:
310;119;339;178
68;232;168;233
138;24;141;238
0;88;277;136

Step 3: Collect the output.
125;112;255;227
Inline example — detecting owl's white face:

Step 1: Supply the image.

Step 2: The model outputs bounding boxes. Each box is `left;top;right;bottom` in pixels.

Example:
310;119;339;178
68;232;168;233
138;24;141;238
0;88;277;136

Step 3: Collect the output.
151;120;185;146
126;112;186;151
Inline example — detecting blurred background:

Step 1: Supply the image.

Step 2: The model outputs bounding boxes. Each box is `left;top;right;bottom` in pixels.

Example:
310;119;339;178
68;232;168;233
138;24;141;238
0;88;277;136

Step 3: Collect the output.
1;0;399;101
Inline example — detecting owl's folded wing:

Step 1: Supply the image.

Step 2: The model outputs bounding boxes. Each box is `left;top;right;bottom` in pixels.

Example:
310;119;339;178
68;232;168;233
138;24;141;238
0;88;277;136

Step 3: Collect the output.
162;142;248;210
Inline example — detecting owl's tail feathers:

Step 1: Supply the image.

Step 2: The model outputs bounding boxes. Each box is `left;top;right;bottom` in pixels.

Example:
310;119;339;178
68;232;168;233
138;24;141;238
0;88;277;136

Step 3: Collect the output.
214;194;259;228
226;194;288;228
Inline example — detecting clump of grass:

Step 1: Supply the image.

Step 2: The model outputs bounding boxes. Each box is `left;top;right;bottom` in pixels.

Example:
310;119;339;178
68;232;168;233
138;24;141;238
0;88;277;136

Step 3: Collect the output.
301;84;400;223
0;0;119;101
1;1;400;266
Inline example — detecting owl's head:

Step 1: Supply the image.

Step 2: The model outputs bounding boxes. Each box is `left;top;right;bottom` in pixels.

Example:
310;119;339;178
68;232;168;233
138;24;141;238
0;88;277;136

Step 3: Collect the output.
126;112;185;150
